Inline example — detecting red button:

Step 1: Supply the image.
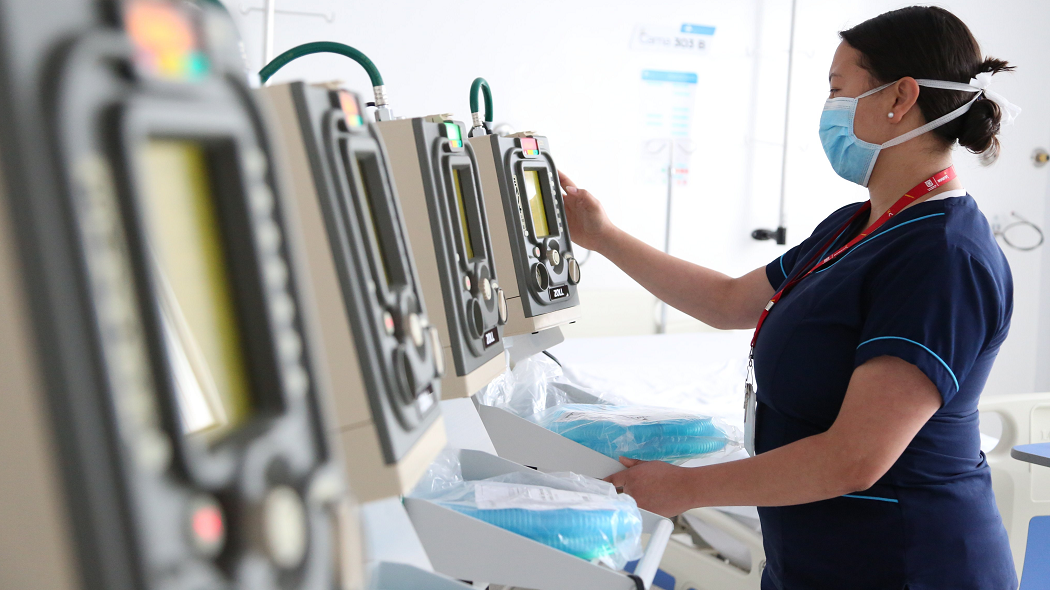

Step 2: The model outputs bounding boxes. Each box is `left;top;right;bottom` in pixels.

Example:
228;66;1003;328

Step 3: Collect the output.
520;137;538;152
193;504;224;547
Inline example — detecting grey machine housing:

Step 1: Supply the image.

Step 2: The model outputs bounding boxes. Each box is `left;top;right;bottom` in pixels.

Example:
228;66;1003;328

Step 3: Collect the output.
286;83;444;463
0;2;347;589
470;133;581;331
377;116;507;386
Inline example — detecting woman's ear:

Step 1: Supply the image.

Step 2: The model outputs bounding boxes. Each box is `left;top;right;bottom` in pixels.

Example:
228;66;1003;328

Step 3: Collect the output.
888;77;921;123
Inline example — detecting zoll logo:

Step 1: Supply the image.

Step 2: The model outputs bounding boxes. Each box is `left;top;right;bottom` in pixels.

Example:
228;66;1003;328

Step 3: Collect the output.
926;179;936;188
482;327;500;348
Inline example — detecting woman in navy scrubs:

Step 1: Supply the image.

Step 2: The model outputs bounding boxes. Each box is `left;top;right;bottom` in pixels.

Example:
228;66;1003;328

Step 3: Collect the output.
566;7;1019;589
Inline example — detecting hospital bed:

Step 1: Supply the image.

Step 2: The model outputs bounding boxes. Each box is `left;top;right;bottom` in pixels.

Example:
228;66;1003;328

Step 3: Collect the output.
550;331;1050;589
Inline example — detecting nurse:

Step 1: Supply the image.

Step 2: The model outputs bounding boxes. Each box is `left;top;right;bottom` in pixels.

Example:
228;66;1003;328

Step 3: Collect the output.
568;6;1018;590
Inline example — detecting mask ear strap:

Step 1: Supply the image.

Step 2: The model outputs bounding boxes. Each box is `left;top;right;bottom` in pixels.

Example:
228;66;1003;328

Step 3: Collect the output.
881;92;981;149
856;82;894;99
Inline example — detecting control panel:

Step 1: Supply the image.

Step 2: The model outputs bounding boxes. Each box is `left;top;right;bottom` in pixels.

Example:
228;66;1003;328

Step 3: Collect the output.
469;133;581;336
258;82;446;501
377;115;507;398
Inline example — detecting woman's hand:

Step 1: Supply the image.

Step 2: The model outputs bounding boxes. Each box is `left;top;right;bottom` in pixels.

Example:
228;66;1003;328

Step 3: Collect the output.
559;171;616;253
604;457;695;518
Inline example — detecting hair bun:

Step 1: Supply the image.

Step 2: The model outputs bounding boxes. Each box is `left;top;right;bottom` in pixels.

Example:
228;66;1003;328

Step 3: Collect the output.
958;57;1015;162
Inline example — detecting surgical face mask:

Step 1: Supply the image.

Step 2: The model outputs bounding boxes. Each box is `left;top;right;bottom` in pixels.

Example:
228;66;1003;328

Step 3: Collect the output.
818;75;1019;187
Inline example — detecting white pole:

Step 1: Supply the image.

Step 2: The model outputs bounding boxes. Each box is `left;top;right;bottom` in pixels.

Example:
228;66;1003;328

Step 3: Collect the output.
777;0;799;231
262;0;276;68
658;139;675;334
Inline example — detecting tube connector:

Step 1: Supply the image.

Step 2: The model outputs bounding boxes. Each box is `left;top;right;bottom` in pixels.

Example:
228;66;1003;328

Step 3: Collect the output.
471;111;483;129
372;85;394;121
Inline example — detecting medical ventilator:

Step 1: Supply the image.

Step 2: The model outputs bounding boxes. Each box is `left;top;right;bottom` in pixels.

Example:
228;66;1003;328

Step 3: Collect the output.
0;1;359;587
257;78;448;503
467;79;582;337
376;112;509;399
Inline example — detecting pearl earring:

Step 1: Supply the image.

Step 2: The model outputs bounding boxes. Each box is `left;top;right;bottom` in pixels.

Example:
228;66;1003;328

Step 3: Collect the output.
887;112;895;119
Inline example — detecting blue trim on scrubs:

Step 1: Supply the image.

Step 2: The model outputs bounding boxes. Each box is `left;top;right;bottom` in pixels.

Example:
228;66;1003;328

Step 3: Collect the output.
841;494;899;503
757;195;1016;590
857;336;960;392
814;213;945;274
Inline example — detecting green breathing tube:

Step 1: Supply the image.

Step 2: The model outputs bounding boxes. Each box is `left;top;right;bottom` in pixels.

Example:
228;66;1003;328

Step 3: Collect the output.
259;41;383;86
469;77;493;132
259;42;391;120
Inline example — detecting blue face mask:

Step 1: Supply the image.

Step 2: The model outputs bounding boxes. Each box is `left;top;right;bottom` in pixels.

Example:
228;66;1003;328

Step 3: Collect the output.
819;79;985;187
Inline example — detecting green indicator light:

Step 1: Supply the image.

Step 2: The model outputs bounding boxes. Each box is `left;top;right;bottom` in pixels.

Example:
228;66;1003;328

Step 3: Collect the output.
443;121;462;142
187;51;210;79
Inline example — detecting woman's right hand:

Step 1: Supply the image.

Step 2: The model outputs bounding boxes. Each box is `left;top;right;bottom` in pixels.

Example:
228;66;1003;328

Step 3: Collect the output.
559;171;615;253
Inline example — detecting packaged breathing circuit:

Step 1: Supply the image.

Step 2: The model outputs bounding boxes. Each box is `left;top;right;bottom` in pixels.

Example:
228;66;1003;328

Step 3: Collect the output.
532;404;735;463
476;354;740;464
410;451;643;569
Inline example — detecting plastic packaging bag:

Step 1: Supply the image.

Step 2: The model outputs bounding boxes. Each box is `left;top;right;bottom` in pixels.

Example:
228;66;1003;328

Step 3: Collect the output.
411;450;643;569
531;404;737;463
477;354;741;463
474;352;610;418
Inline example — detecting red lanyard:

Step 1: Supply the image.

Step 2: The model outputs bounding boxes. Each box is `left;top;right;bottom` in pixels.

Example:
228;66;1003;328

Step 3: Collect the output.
750;166;956;350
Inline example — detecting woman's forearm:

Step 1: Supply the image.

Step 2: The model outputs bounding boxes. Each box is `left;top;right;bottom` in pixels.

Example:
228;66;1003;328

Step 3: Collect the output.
599;227;771;330
682;433;862;508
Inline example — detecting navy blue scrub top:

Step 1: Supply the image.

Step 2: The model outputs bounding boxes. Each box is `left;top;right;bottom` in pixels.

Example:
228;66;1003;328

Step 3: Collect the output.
753;194;1016;590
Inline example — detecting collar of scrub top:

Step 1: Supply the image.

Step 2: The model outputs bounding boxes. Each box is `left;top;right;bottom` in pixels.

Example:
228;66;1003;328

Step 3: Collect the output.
925;188;968;201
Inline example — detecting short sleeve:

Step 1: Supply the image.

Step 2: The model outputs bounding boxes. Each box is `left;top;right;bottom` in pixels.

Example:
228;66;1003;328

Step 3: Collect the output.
766;243;804;291
853;245;1003;405
765;202;865;291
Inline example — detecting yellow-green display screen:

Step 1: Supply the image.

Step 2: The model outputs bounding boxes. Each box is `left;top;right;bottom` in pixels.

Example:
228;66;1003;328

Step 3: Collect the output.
356;156;392;286
140;140;252;441
452;168;475;260
523;169;550;238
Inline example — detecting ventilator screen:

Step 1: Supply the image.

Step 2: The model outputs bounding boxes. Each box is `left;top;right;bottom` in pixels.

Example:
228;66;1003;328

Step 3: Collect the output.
140;140;252;441
356;155;393;286
452;168;476;260
523;169;550;238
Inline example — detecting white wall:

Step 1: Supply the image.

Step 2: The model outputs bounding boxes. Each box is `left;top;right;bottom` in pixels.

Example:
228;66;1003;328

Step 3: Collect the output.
224;0;1050;396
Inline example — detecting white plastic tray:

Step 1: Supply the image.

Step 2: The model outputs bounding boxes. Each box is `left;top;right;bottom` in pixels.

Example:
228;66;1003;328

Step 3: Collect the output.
404;449;673;590
368;561;473;590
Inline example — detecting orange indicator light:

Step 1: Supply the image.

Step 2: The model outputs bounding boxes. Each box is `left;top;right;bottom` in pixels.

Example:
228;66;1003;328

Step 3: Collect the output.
125;0;209;81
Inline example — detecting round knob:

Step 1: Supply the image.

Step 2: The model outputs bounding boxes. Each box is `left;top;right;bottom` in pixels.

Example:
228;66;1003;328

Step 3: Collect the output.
186;495;226;558
547;248;561;267
568;258;581;285
531;263;550;292
429;327;445;377
406;313;425;348
497;288;508;325
467;299;485;339
481;277;492;301
263;486;308;570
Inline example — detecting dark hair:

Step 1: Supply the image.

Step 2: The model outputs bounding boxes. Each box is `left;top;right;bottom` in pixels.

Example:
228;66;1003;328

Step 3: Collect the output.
840;6;1014;162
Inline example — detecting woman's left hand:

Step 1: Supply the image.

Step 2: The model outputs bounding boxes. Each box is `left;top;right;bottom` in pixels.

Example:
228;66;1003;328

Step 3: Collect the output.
604;457;695;518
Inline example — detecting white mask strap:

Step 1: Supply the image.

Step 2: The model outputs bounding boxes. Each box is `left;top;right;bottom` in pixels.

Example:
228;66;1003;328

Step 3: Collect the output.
881;91;981;149
916;75;1021;126
856;82;893;100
